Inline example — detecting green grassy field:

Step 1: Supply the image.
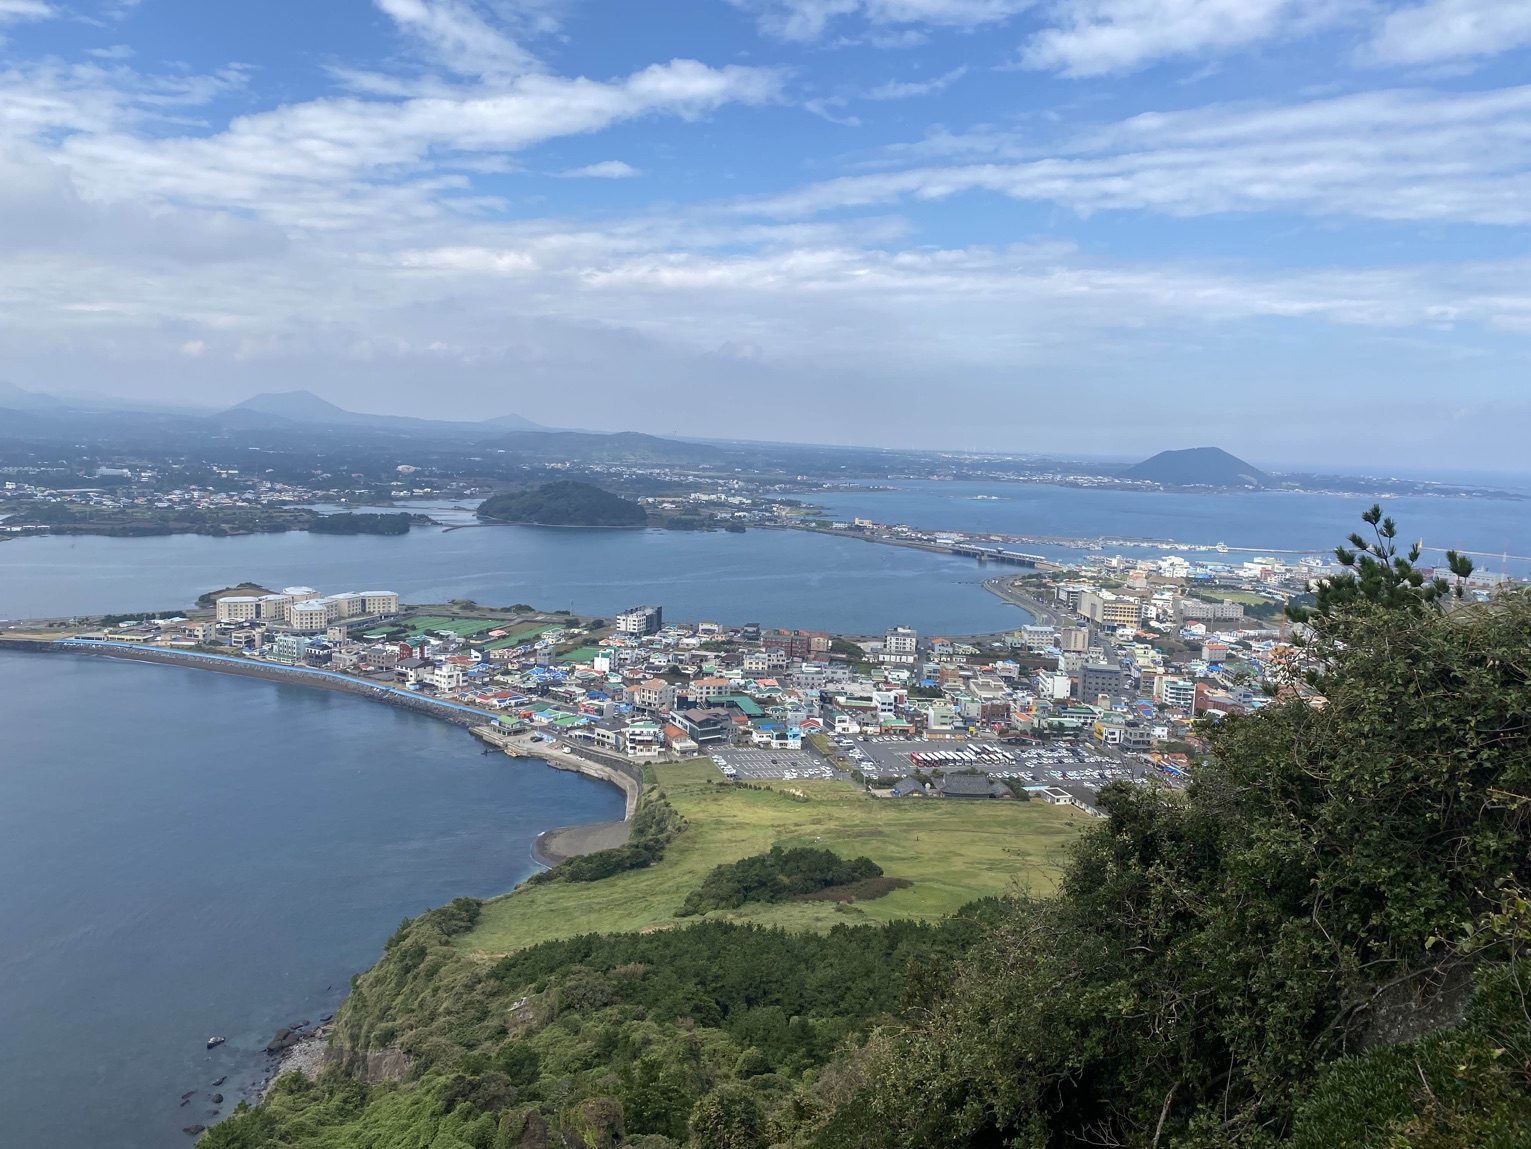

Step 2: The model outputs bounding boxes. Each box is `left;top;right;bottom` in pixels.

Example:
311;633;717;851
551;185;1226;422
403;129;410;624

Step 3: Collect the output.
399;616;498;638
461;759;1083;956
481;624;561;650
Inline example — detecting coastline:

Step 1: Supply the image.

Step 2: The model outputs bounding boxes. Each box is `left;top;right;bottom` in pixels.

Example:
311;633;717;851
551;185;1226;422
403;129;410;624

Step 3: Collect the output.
0;639;645;836
259;1025;336;1102
0;638;642;1125
532;819;632;866
0;639;647;832
0;639;492;727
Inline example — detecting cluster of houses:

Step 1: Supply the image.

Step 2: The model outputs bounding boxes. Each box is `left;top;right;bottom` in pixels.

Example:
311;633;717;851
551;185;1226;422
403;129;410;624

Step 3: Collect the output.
84;552;1371;780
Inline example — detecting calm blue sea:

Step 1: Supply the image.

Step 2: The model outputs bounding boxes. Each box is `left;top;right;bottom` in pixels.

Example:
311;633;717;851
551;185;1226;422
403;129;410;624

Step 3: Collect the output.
0;653;623;1149
812;481;1531;577
0;524;1024;634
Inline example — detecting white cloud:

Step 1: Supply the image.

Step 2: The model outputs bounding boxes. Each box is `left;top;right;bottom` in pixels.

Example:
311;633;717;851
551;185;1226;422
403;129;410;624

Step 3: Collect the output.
558;159;641;177
374;0;538;77
0;1;54;23
1363;0;1531;67
745;85;1531;225
1022;0;1348;76
732;0;1033;42
7;59;778;229
866;64;967;99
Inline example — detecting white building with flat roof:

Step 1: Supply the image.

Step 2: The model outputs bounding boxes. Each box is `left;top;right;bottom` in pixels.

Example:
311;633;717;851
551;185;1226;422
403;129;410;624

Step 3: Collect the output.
216;596;261;623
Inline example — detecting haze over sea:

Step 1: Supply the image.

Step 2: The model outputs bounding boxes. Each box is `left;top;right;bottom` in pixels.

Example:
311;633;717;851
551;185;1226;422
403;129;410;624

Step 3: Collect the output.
0;654;623;1149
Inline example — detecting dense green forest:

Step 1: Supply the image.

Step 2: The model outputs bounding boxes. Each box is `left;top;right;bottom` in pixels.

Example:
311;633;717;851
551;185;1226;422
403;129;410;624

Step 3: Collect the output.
202;907;1000;1149
309;512;414;535
677;847;884;917
200;512;1531;1148
477;482;647;527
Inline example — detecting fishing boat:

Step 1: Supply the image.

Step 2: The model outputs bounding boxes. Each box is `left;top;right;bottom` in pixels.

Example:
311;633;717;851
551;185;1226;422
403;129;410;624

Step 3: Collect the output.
206;1036;226;1049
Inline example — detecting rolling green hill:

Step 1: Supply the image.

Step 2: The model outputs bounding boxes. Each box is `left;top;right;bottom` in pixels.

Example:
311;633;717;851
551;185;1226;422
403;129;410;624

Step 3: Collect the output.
476;481;647;527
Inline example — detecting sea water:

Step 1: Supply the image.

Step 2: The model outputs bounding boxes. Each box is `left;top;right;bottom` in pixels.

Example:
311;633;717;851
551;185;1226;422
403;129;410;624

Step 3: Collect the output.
0;652;623;1148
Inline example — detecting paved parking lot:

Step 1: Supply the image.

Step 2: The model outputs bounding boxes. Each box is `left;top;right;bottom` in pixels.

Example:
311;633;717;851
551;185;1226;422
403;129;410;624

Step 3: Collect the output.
709;747;837;781
835;736;1136;788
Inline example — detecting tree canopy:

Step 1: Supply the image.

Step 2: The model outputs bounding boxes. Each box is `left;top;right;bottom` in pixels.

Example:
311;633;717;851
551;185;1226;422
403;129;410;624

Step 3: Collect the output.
477;481;647;527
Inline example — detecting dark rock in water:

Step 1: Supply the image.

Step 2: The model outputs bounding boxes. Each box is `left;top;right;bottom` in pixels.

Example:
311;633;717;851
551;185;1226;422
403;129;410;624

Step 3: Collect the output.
266;1027;300;1054
210;1093;223;1104
181;1091;197;1101
210;1077;226;1087
319;1014;334;1023
288;1019;310;1029
182;1125;205;1136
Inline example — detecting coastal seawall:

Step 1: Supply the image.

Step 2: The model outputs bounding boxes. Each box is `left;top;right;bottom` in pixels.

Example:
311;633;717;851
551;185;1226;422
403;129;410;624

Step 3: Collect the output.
0;641;644;832
0;638;493;728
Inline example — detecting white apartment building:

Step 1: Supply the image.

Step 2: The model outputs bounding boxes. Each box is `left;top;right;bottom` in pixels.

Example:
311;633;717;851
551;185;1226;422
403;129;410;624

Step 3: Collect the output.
291;598;342;633
881;625;919;666
616;605;663;636
216;596;261;623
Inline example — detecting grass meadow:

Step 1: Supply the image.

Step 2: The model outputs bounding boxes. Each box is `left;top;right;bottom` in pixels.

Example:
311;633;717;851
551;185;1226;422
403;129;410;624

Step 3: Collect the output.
462;758;1083;956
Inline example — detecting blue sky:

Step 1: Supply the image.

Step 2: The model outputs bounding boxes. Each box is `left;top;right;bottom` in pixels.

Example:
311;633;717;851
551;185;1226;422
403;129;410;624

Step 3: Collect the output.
0;0;1528;466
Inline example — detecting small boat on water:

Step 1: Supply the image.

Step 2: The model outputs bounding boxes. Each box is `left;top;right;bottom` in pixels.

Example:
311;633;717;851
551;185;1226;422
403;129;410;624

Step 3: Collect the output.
206;1036;226;1049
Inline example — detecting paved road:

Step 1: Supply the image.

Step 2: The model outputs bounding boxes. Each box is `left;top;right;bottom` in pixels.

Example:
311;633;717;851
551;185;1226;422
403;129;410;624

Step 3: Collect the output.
983;577;1068;628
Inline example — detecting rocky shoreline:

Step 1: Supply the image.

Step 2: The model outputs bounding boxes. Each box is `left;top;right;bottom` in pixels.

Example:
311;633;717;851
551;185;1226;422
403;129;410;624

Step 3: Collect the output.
259;1024;336;1101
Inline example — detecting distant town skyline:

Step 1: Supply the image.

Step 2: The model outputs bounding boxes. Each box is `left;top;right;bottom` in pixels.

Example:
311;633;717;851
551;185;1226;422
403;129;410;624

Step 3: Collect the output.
1;0;1529;466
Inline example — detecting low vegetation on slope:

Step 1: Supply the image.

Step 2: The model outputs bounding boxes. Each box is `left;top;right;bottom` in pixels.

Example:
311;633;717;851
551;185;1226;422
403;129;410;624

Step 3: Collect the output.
462;760;1076;954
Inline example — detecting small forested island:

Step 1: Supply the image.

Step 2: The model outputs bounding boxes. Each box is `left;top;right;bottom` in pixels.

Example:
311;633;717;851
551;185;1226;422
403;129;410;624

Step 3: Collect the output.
477;481;647;527
308;511;414;535
1;503;426;538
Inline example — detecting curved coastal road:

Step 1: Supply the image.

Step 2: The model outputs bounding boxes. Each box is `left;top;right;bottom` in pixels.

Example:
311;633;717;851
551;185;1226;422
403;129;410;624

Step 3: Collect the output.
982;577;1068;629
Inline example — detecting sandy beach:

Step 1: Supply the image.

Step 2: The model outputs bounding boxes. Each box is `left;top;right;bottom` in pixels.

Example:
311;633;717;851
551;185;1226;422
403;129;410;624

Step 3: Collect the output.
532;819;633;865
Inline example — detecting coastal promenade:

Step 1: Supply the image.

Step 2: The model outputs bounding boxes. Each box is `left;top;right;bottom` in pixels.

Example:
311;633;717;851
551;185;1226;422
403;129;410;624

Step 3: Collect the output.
1;637;645;864
981;577;1067;628
0;638;498;728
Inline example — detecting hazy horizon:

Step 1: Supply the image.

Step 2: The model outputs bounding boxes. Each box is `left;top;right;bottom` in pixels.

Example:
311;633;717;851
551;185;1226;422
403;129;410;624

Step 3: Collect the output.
1;1;1528;467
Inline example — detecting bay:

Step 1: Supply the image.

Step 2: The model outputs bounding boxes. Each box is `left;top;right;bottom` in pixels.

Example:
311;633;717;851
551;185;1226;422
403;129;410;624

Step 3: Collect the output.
0;652;624;1149
0;525;1024;635
813;481;1531;578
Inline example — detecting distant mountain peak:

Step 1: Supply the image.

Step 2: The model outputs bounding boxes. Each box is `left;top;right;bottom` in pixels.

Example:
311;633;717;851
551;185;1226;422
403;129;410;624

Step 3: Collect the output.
1124;447;1268;488
222;391;544;434
230;390;352;419
0;381;67;411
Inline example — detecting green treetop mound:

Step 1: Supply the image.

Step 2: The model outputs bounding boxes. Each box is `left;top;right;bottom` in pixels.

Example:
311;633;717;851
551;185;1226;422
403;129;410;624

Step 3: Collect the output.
308;512;413;535
477;481;647;527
